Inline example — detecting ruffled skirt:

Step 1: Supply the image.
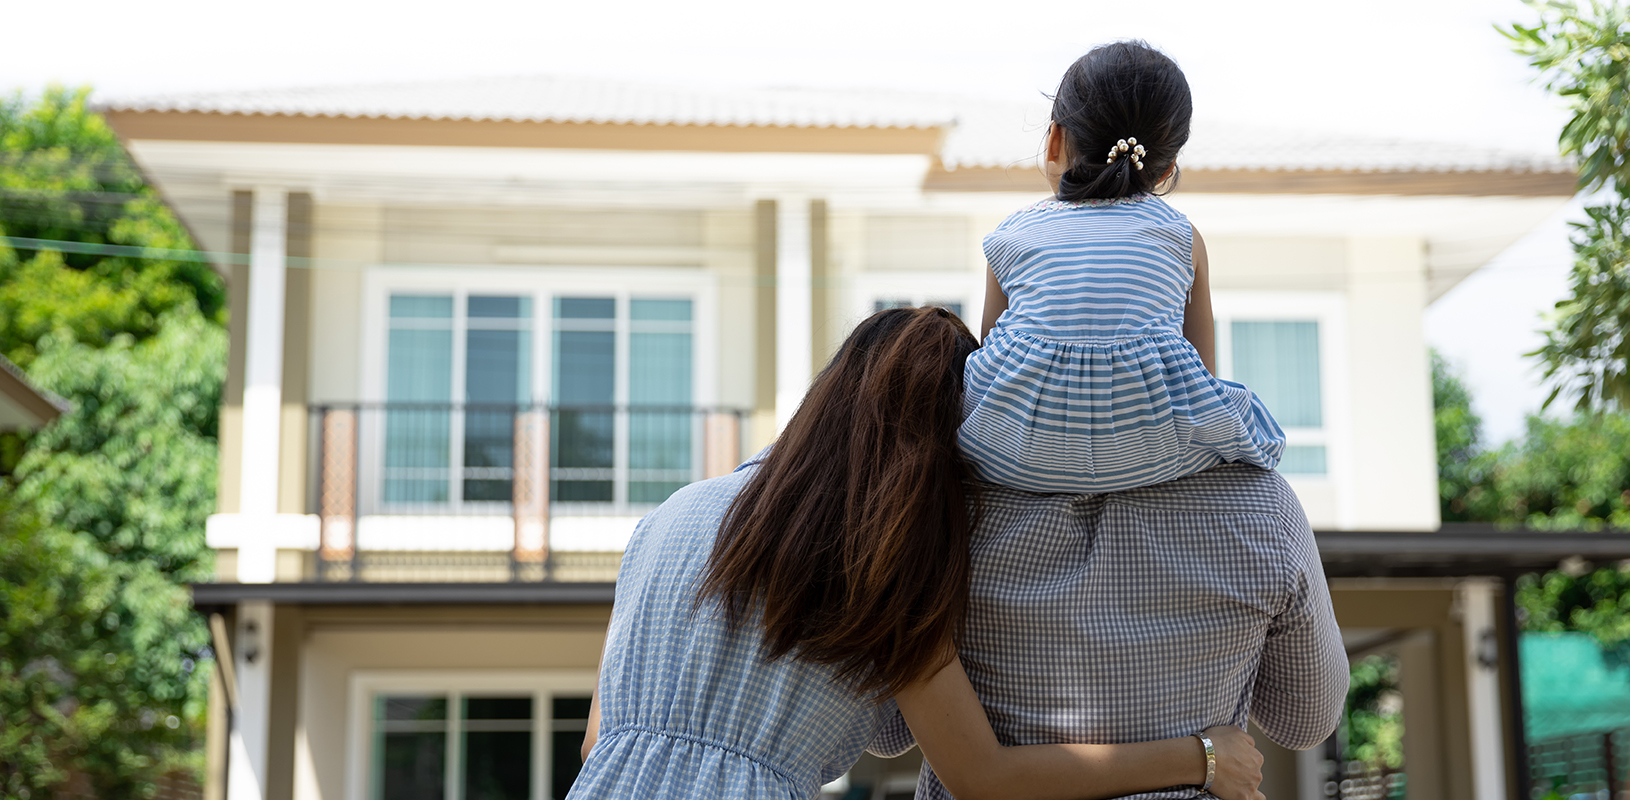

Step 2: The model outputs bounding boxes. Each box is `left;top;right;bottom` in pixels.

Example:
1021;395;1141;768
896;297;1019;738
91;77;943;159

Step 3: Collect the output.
959;327;1284;494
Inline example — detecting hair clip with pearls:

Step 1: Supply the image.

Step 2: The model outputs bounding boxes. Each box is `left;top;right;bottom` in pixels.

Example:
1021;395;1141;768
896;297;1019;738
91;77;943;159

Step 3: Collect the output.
1106;138;1147;170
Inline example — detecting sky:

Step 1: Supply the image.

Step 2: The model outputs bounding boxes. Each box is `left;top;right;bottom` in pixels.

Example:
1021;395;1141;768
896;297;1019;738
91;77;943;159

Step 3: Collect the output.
4;0;1582;441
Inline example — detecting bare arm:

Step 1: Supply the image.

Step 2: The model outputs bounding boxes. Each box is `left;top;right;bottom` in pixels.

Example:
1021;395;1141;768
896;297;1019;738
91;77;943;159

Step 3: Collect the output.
580;624;612;762
1183;225;1217;374
580;689;601;762
897;657;1264;800
980;264;1009;341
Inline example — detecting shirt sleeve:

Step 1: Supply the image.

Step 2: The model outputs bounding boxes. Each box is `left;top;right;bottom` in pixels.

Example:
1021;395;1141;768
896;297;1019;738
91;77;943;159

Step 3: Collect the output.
1249;502;1349;750
866;698;918;758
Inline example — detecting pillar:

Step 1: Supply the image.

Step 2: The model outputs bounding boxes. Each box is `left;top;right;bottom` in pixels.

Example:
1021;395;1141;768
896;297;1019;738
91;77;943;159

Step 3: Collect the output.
775;197;813;431
238;188;288;583
1460;579;1507;800
229;600;274;800
1398;629;1446;800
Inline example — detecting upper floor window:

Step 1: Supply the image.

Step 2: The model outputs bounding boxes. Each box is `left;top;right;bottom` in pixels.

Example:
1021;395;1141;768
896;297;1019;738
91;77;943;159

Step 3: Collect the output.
379;290;698;513
1215;317;1329;477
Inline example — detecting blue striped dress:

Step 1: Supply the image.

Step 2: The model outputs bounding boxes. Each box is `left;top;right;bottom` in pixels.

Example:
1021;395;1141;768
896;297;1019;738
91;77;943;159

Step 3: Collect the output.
959;195;1284;493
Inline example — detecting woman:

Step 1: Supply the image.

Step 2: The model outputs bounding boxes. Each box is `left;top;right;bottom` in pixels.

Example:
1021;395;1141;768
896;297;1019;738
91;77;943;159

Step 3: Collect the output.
570;307;1265;800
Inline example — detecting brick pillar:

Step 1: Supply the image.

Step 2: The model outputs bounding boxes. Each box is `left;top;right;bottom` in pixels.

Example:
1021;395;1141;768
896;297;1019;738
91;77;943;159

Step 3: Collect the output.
513;410;549;565
318;408;357;565
704;412;741;479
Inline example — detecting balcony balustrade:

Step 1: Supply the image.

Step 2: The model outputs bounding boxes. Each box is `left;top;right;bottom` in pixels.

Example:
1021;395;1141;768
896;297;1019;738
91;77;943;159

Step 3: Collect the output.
309;403;744;582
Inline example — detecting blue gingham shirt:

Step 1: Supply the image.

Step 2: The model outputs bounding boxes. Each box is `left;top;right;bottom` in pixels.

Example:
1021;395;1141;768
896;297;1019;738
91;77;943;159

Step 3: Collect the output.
888;462;1349;800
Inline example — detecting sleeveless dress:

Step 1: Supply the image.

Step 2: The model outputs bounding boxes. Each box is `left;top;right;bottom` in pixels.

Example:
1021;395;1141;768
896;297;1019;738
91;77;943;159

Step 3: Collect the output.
959;195;1284;494
567;458;914;800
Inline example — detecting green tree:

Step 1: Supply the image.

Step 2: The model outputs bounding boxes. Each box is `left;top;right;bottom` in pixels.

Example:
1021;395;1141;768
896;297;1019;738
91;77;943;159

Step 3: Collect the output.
0;87;224;369
1343;655;1404;769
0;499;207;799
13;315;224;581
1433;351;1496;522
1503;1;1630;410
1432;354;1630;648
0;88;225;795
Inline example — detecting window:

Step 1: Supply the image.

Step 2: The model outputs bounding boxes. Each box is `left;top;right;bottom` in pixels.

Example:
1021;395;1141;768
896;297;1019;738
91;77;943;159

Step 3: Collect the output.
550;296;696;506
383;295;531;507
378;287;701;514
850;273;984;334
364;687;592;800
1215;317;1330;477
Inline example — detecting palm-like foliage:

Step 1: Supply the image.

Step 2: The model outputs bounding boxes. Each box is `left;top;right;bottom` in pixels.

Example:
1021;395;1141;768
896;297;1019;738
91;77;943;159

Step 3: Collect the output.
1503;1;1630;410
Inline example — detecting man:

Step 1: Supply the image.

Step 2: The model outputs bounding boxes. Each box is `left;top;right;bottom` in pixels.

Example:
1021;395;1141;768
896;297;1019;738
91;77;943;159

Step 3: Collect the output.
895;462;1348;799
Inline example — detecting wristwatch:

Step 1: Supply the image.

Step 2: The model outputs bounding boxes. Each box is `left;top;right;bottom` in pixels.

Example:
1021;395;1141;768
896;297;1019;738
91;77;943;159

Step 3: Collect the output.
1194;733;1216;794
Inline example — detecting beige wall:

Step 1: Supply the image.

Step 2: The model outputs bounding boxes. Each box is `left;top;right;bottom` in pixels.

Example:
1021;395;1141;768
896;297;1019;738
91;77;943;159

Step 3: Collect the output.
294;605;612;800
1344;236;1439;530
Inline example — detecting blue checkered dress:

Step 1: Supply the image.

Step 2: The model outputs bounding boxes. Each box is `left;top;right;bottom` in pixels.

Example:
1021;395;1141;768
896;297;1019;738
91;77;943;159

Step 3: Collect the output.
568;463;913;800
902;463;1349;799
961;195;1285;493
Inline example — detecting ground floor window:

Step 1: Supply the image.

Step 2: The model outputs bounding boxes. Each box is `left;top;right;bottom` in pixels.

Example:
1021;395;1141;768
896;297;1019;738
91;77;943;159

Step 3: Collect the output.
356;673;595;800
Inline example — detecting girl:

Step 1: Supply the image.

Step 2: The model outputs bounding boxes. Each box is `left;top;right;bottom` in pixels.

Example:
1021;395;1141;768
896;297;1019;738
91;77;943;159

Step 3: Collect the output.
962;41;1285;493
569;307;1265;800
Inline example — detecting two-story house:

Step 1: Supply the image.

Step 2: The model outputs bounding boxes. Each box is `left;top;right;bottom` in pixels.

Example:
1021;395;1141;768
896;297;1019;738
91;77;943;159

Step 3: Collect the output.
102;75;1629;800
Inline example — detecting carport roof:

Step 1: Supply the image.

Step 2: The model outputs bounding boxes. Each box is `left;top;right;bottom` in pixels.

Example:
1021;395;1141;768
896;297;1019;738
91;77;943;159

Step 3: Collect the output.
188;523;1630;606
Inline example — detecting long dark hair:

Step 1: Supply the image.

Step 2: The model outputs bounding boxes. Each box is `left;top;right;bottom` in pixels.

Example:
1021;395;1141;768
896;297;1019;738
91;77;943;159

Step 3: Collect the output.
698;306;980;698
1051;40;1193;201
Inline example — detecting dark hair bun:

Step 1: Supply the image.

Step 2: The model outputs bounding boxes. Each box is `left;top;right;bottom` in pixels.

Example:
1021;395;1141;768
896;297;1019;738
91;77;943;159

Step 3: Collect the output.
1051;41;1192;201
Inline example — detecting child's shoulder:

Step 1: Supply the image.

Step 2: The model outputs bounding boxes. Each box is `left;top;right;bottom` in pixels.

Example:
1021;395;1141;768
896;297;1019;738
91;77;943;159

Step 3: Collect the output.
995;194;1186;229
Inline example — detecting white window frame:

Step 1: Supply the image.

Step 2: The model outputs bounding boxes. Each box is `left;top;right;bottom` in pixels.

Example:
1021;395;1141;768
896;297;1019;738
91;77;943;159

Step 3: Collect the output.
846;271;987;332
359;266;720;518
346;669;598;800
1210;291;1351;498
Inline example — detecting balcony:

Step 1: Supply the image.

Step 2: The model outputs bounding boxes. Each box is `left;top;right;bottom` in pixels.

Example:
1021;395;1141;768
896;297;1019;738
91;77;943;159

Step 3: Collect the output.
211;404;745;583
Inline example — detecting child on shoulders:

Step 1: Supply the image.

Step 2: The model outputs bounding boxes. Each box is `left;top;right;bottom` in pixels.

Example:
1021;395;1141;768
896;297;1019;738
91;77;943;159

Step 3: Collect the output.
960;41;1285;493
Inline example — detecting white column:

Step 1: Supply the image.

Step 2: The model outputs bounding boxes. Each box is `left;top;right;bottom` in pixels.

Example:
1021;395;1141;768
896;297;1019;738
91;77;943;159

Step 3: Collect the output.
228;601;274;800
1458;579;1507;800
238;188;288;583
775;197;813;431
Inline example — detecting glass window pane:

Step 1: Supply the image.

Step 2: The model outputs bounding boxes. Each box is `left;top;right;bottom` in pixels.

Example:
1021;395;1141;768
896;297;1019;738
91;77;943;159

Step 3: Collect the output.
465;731;530;800
553;325;615;502
1231;321;1322;428
465;696;533;720
631;298;692;321
378;732;446;800
385;327;451;503
374;695;447;800
554;331;614;406
465;324;528;503
556;297;615;320
462;696;533;800
552;697;592;720
873;298;912;312
378;695;447;721
1278;445;1328;475
388;329;453;403
551;695;593;800
391;295;453;319
470;295;531;319
630;329;693;503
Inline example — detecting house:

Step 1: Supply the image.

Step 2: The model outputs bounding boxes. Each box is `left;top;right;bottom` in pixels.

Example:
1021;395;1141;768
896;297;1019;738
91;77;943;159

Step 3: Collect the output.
101;75;1630;800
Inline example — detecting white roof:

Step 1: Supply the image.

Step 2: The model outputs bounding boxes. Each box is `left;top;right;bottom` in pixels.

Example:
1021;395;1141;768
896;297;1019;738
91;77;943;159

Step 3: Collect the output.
103;75;1570;174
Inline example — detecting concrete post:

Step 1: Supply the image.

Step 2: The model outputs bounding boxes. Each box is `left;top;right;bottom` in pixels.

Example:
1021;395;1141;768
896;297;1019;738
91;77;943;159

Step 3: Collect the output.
228;601;274;800
775;197;812;431
1460;579;1507;800
238;188;288;583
